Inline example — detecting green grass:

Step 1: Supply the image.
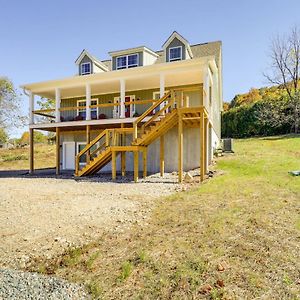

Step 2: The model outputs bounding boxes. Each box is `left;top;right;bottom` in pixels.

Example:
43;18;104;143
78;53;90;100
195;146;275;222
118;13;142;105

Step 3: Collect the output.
0;144;55;170
27;135;300;299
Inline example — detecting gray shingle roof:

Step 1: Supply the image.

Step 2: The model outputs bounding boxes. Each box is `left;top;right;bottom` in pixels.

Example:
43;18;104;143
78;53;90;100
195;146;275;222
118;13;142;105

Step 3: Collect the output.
99;41;221;71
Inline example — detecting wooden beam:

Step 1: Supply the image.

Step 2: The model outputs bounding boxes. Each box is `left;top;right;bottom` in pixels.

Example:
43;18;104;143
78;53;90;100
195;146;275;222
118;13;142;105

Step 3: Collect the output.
134;151;139;182
143;147;147;178
56;127;60;175
200;112;205;182
121;152;126;177
204;118;208;174
112;150;116;180
178;114;183;183
29;128;34;174
86;125;91;164
160;135;165;177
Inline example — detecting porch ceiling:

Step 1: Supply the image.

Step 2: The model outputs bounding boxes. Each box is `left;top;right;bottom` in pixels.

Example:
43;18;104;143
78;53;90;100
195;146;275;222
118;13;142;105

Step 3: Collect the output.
21;57;213;99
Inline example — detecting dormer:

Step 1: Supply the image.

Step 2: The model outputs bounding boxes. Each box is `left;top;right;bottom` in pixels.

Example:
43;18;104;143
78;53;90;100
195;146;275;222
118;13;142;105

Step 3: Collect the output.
75;49;109;75
109;46;158;70
162;31;193;62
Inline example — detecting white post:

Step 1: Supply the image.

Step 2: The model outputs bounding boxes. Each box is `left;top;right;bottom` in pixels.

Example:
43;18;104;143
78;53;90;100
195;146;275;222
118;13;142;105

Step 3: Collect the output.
29;91;34;125
159;73;165;110
86;84;91;121
120;79;125;118
55;88;61;123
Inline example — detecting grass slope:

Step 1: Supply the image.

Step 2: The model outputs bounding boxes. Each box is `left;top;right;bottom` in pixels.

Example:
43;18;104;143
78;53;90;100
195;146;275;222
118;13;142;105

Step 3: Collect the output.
0;144;55;170
30;136;300;299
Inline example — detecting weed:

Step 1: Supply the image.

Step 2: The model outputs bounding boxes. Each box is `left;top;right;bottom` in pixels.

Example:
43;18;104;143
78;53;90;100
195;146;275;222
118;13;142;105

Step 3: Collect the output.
85;251;100;270
86;279;102;299
118;261;133;282
62;247;82;267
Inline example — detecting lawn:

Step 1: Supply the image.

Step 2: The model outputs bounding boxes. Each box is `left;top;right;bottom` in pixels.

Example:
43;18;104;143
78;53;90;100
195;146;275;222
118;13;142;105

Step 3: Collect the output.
0;144;55;170
28;135;300;299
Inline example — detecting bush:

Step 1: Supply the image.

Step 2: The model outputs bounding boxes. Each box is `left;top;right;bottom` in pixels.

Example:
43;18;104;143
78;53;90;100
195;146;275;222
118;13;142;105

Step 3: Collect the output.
222;96;296;138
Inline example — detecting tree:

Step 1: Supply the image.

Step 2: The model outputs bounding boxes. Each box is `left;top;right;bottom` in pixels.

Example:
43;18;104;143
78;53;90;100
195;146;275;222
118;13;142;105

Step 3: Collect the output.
0;77;26;130
18;131;47;146
0;128;8;143
264;26;300;133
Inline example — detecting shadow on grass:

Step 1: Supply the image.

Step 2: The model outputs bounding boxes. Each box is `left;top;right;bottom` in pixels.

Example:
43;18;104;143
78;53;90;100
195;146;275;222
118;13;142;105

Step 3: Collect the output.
261;134;300;141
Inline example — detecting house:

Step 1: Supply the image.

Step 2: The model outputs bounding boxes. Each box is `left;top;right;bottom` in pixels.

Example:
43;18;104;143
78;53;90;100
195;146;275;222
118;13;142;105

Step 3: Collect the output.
21;31;223;182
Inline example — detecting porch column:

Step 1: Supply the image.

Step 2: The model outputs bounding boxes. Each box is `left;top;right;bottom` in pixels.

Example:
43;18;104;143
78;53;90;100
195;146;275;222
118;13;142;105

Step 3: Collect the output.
29;128;34;174
159;73;165;111
56;127;60;175
55;88;61;123
86;84;91;121
28;91;34;125
120;79;125;118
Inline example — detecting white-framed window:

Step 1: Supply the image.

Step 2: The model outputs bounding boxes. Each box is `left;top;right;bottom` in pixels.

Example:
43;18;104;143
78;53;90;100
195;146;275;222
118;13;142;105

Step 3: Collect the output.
77;99;98;119
169;46;182;62
81;62;91;75
116;54;139;69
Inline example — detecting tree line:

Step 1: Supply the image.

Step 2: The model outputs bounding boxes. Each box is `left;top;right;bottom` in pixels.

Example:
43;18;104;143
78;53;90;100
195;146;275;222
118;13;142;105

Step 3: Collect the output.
223;27;300;138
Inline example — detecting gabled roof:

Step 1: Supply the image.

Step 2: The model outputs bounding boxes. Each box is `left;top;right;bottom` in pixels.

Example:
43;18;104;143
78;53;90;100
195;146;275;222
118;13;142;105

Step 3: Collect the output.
162;31;193;58
108;46;159;58
75;49;109;72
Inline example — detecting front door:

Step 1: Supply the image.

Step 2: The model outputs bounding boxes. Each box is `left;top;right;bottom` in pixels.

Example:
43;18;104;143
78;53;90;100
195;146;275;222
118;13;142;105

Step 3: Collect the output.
125;96;131;118
63;142;76;169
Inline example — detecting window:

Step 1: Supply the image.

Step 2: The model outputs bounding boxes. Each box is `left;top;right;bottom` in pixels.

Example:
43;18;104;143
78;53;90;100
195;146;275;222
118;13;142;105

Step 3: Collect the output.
77;99;98;119
116;54;139;69
81;62;91;75
169;46;182;62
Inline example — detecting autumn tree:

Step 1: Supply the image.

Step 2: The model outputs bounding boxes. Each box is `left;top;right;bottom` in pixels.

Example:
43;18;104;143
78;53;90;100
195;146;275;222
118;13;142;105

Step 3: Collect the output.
264;26;300;133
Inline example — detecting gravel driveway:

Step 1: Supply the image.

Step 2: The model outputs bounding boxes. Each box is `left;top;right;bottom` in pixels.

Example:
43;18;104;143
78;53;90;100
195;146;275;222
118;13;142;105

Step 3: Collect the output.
0;177;180;269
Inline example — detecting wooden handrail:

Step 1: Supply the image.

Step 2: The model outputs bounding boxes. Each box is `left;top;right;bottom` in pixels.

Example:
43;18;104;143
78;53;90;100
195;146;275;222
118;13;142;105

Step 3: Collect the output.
141;98;175;132
133;91;171;139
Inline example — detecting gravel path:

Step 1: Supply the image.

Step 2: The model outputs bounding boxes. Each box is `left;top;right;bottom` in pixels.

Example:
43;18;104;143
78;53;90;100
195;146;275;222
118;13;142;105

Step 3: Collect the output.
0;269;89;299
0;177;181;269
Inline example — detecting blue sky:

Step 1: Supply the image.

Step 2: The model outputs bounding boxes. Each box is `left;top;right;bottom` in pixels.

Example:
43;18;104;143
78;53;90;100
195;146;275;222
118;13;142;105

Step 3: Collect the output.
1;0;300;136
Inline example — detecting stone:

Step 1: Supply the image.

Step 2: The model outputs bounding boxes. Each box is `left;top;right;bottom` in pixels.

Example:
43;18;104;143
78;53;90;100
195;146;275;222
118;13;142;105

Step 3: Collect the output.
184;172;193;182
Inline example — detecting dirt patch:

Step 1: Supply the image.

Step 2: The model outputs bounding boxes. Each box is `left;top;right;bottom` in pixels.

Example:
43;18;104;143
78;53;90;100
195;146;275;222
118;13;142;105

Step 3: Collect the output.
0;177;180;269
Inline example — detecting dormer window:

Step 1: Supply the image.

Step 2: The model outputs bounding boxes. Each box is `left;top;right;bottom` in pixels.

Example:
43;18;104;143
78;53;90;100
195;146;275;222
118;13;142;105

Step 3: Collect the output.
169;46;182;62
116;54;139;69
81;62;91;75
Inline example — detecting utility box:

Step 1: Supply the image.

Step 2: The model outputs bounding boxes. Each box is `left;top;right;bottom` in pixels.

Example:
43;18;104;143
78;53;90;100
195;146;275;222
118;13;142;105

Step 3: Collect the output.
223;138;234;153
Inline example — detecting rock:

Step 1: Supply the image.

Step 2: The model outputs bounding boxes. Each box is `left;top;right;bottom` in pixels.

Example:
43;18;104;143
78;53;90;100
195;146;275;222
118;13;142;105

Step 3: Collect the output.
184;172;193;182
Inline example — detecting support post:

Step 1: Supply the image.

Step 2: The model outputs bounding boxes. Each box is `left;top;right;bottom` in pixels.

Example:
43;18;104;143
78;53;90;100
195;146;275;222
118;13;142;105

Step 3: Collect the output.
178;114;183;183
204;117;208;173
121;124;126;177
160;135;164;177
112;150;116;180
29;128;34;174
86;84;91;121
56;127;60;175
134;150;139;182
55;88;61;123
143;147;147;178
200;112;205;182
86;125;91;163
29;91;34;125
120;79;125;118
121;152;126;177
